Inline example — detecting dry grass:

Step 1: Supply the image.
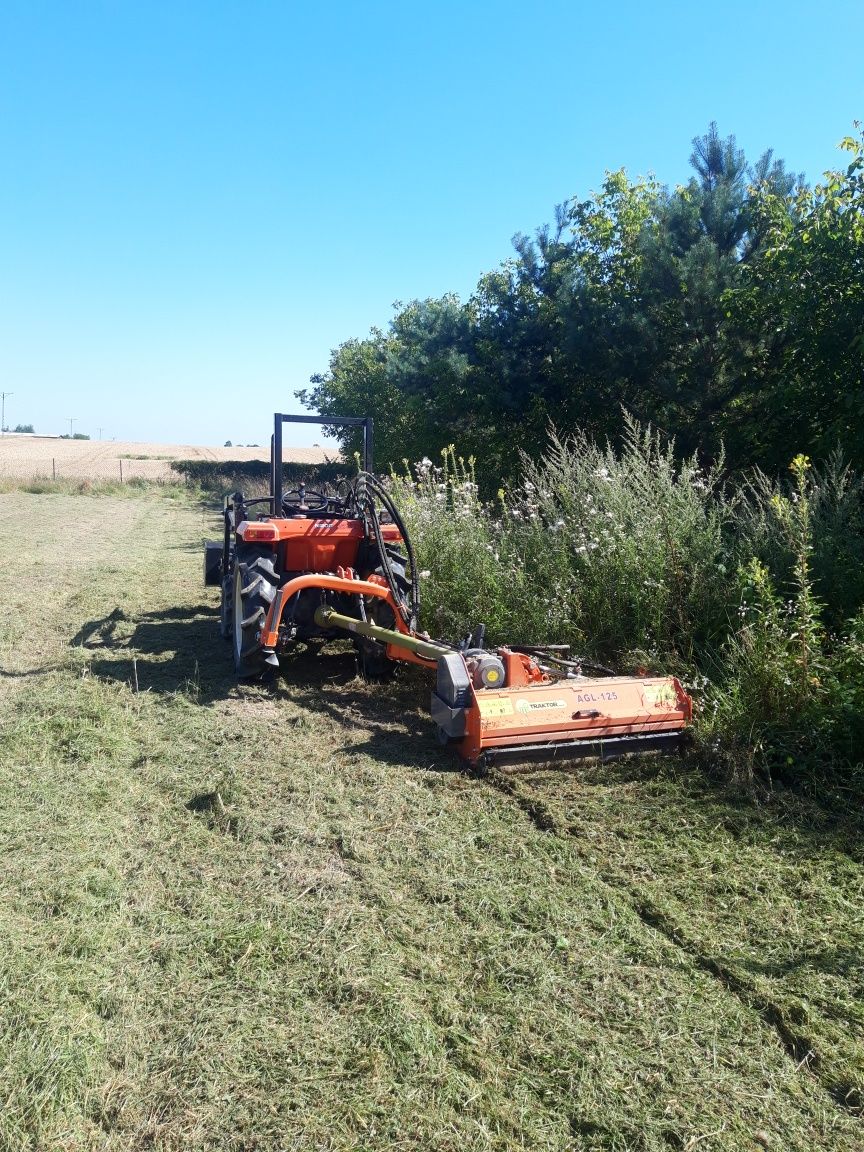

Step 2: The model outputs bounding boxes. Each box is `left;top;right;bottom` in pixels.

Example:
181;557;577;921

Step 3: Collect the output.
0;436;330;481
0;490;862;1150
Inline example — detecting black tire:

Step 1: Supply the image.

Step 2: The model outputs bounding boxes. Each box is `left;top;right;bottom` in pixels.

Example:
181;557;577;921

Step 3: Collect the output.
219;571;234;641
380;545;413;611
232;542;280;679
204;541;223;586
219;539;235;640
355;639;395;681
355;548;411;681
361;546;412;629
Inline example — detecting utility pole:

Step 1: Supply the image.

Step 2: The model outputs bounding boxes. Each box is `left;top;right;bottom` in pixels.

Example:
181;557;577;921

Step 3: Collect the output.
0;392;12;435
97;427;104;440
68;417;76;438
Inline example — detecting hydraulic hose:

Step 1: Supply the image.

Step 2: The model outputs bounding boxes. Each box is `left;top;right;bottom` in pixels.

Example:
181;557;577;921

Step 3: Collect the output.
347;471;420;631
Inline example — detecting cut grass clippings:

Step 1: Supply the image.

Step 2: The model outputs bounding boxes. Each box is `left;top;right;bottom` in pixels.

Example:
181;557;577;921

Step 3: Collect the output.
0;490;861;1150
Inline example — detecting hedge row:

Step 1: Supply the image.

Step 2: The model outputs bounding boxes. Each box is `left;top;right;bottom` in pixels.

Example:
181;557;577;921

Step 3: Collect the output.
170;458;349;492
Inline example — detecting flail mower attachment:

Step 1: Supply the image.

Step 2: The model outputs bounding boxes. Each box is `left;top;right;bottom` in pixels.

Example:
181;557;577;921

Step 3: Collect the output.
207;411;693;768
429;645;691;767
313;607;692;767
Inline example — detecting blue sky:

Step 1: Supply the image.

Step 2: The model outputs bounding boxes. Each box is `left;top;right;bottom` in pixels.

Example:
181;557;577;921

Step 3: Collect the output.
1;0;861;448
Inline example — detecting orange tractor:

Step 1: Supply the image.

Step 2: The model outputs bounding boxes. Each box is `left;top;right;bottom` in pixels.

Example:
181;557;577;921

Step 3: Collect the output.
205;413;692;766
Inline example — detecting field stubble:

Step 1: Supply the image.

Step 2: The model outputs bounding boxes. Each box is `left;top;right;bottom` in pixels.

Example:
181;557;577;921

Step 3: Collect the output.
0;490;861;1151
0;436;328;481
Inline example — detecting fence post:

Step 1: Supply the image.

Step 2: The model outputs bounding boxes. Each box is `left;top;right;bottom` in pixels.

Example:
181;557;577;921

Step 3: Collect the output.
119;458;123;483
52;458;56;480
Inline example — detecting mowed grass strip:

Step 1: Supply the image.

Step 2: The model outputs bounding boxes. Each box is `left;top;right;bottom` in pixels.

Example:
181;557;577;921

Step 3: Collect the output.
500;762;864;1113
0;492;861;1150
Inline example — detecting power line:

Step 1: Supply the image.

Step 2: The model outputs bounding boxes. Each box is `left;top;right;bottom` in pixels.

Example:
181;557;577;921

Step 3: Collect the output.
0;392;13;436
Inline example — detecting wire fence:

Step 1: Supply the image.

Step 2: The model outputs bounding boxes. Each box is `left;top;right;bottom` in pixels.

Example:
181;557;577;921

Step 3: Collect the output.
0;456;175;481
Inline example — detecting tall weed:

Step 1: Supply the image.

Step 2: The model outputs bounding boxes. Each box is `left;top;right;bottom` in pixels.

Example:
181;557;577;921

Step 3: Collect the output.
391;451;573;646
396;419;735;667
517;419;733;663
737;449;864;629
702;460;825;778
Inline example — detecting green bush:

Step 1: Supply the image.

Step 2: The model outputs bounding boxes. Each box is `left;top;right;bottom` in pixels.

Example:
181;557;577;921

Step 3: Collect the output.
170;458;349;496
737;450;864;630
833;611;864;771
700;456;864;790
394;431;864;793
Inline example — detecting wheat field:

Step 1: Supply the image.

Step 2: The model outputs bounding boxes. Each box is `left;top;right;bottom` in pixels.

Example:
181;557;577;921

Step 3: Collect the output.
0;435;331;481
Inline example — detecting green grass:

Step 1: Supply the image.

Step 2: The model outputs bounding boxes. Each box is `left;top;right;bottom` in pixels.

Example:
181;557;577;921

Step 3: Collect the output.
0;490;862;1150
0;476;193;498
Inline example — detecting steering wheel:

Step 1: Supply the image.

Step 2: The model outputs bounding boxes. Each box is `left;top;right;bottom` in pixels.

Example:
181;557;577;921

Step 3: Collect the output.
281;485;331;515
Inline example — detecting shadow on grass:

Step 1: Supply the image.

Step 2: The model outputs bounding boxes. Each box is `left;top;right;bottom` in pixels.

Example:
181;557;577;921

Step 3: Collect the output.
71;604;229;698
70;602;446;769
738;944;864;984
68;604;864;849
0;664;69;678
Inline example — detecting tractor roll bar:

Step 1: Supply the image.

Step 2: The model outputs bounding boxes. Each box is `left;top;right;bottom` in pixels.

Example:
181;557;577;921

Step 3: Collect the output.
271;413;373;516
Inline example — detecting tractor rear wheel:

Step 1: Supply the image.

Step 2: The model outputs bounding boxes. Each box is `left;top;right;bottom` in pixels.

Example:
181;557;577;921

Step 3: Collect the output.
232;542;279;679
355;547;411;681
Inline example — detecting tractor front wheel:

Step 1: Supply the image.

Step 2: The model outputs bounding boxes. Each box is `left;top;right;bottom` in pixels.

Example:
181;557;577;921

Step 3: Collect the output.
232;542;279;679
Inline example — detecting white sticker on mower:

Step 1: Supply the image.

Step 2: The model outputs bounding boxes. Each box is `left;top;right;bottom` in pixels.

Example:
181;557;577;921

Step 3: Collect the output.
515;698;567;714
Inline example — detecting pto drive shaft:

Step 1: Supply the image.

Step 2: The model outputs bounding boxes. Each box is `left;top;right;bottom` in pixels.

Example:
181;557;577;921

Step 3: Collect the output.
313;605;449;662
